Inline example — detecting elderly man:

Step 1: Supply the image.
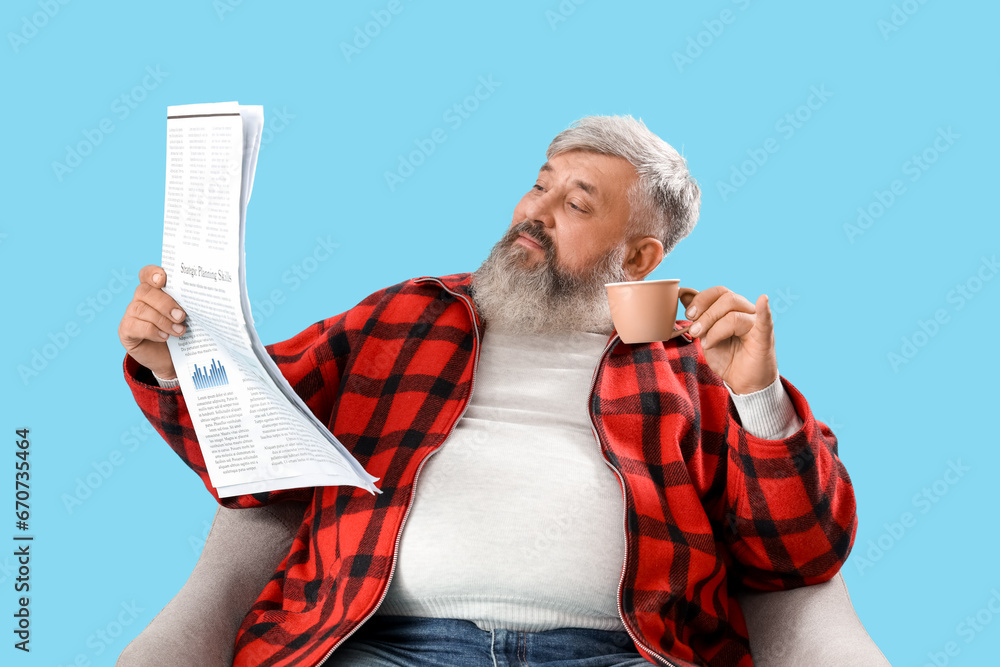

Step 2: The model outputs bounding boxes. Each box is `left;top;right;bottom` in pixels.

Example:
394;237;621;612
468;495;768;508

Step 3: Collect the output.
119;115;856;667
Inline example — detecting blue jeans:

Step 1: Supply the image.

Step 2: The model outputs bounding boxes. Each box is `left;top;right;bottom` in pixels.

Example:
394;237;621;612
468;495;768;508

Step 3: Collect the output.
327;615;654;666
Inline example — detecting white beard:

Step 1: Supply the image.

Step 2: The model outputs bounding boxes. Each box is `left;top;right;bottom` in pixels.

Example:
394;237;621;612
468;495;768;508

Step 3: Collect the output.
470;220;630;336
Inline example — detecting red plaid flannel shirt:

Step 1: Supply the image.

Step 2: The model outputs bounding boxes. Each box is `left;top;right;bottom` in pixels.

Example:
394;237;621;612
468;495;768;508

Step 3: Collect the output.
124;272;857;667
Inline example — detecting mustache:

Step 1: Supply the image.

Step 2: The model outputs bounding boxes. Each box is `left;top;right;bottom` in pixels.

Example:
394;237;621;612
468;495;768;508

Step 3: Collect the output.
506;220;554;255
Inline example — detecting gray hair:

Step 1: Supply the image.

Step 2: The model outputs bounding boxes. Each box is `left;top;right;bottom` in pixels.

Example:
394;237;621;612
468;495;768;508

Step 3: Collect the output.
545;115;701;259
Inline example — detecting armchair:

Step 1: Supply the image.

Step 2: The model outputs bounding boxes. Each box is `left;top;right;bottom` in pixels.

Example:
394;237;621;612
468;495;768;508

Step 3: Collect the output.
117;502;891;666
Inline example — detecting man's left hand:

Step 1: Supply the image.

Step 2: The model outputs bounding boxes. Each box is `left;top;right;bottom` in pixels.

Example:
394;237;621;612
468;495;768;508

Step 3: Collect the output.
680;286;778;395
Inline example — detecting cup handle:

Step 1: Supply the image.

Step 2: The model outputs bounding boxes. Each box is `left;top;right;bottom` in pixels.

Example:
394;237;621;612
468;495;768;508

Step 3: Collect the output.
668;287;700;339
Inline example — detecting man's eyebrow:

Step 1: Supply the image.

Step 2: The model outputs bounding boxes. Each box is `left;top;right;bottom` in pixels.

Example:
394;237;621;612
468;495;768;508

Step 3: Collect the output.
538;162;600;200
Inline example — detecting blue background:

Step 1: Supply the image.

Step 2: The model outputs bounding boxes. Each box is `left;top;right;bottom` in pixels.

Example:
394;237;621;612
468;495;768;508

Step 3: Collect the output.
3;1;998;665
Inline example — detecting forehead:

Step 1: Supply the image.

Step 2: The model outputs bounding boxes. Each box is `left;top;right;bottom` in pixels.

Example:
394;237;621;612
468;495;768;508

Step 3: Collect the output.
540;151;637;205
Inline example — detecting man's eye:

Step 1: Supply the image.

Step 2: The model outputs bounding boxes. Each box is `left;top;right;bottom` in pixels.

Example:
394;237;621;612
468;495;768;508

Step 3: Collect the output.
532;184;544;191
569;202;587;213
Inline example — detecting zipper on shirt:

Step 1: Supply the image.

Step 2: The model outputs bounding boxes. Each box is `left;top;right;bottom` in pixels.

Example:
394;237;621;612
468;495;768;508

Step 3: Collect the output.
587;334;677;667
316;277;483;666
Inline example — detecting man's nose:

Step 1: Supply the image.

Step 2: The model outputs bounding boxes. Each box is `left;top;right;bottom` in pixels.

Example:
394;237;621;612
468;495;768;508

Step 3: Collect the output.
521;192;556;227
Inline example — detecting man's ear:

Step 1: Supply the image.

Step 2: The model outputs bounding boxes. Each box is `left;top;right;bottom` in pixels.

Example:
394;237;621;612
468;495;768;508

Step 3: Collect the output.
624;236;664;281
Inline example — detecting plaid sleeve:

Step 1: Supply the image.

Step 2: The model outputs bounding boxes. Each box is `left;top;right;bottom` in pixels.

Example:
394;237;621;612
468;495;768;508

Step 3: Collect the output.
122;311;351;509
716;374;858;592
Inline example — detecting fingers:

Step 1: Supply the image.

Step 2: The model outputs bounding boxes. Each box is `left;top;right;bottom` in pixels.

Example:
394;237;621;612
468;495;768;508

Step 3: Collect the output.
687;287;754;336
700;311;755;350
139;264;168;288
694;293;776;351
121;266;186;347
679;289;699;310
132;282;185;324
120;314;172;347
755;294;773;337
683;285;730;320
125;298;185;343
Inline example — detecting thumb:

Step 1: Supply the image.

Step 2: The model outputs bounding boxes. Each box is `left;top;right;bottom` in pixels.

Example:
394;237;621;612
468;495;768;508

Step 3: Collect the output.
755;294;773;338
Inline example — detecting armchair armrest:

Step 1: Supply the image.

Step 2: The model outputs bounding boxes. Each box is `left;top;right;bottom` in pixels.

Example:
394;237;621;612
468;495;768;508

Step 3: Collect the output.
736;572;891;666
117;501;309;667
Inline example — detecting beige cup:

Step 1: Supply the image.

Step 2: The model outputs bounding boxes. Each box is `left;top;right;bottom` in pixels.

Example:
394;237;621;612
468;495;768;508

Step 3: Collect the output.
605;279;699;344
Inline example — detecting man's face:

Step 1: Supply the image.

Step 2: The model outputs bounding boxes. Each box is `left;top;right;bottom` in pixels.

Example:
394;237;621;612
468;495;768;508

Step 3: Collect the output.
470;150;643;335
508;150;638;277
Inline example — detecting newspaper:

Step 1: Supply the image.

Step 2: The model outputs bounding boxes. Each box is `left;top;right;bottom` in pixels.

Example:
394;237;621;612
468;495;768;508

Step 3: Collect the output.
159;101;381;498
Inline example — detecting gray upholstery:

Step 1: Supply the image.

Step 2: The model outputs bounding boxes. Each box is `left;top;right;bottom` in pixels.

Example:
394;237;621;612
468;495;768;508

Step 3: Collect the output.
118;502;891;666
117;502;309;667
740;567;891;666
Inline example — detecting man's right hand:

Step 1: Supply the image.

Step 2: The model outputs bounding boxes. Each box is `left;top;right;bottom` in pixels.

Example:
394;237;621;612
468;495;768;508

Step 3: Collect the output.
118;264;186;380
